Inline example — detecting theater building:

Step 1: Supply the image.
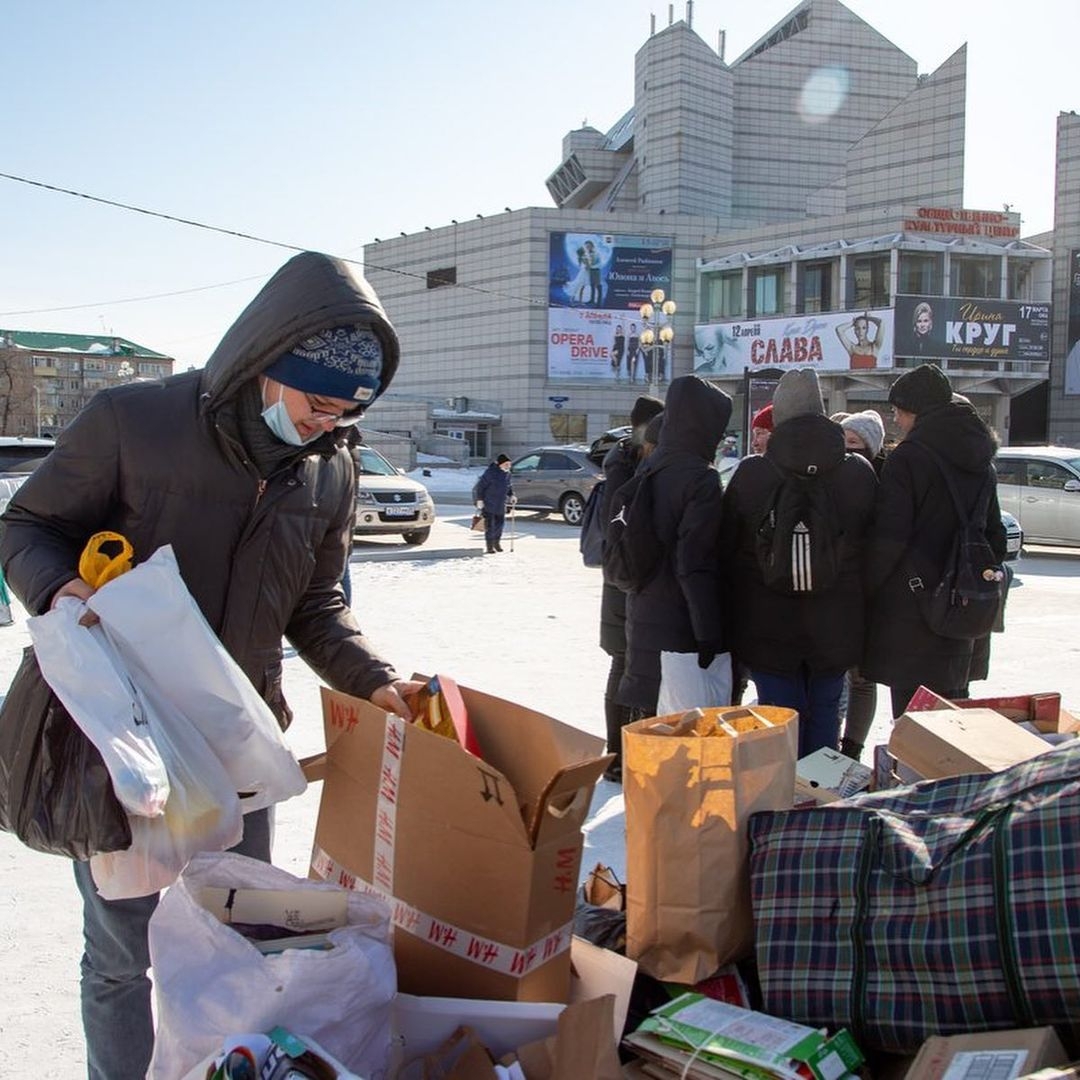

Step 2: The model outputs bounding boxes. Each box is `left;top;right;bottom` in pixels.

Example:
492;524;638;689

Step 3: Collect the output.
364;0;1071;458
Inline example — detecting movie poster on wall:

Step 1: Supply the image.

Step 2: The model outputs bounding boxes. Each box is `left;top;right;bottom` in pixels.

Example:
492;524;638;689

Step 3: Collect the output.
693;309;894;375
894;295;1051;363
547;231;673;381
1065;251;1080;396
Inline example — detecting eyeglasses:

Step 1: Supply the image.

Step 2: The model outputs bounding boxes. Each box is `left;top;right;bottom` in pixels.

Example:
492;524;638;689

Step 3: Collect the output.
299;393;362;429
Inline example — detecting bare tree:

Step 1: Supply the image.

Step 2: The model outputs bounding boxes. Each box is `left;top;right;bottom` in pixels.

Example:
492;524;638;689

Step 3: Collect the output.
0;348;37;435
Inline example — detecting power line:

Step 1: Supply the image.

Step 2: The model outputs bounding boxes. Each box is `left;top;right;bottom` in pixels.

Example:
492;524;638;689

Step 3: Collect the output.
0;171;547;311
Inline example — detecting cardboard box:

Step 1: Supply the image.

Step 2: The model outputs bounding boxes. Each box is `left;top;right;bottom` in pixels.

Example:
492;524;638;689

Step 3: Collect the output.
904;1028;1068;1080
795;747;873;805
888;708;1054;779
309;686;609;1002
389;937;637;1078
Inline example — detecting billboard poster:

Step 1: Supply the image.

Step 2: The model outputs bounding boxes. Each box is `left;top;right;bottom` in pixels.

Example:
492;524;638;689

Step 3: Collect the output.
1065;251;1080;396
693;308;894;375
547;232;673;381
894;295;1051;364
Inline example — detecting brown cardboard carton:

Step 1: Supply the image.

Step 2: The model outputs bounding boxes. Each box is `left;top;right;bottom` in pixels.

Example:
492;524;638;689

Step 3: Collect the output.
309;686;608;1002
903;1028;1068;1080
888;708;1053;779
794;746;873;805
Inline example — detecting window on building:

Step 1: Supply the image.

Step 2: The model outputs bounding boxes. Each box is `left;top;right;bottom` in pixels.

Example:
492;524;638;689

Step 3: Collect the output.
703;270;743;319
749;268;785;316
950;256;1000;299
548;412;587;443
801;261;834;313
852;255;890;308
426;266;457;289
1008;260;1034;301
898;253;940;295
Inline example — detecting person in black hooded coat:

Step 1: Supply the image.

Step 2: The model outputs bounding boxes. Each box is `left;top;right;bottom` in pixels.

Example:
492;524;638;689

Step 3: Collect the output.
720;368;877;757
597;396;664;781
621;375;733;715
863;364;1006;717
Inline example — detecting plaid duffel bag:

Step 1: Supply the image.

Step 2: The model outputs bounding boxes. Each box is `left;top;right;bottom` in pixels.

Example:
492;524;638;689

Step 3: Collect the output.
748;740;1080;1053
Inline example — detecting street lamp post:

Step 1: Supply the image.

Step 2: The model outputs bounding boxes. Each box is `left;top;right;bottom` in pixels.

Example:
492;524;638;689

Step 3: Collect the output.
33;384;41;437
638;287;677;400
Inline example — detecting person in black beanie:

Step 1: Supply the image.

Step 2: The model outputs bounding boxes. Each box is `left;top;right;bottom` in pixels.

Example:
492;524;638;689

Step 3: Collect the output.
863;364;1007;716
474;453;515;553
597;395;664;782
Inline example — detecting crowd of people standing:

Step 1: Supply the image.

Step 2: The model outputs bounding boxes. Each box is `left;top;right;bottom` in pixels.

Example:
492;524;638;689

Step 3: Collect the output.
597;363;1007;777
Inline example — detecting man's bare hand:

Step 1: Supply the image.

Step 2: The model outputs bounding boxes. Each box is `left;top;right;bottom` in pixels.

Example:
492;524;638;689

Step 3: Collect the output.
370;678;424;720
51;578;99;626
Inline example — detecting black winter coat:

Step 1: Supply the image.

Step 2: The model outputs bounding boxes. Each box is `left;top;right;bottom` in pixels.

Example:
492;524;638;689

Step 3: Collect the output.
862;401;1007;694
624;376;732;667
721;414;877;676
0;251;401;728
598;438;638;655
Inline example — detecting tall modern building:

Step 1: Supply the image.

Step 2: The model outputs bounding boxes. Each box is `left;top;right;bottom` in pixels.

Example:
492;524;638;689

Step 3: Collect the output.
365;0;1069;460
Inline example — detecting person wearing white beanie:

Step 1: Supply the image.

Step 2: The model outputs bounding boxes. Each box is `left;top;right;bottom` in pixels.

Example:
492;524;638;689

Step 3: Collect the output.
841;410;885;461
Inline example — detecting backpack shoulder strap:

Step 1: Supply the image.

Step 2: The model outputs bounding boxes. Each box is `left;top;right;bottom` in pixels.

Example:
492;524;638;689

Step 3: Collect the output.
908;441;993;526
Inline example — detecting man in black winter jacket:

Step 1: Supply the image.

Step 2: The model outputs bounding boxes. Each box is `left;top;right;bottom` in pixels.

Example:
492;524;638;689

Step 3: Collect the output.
597;395;663;782
0;251;418;1080
474;454;516;553
863;363;1007;717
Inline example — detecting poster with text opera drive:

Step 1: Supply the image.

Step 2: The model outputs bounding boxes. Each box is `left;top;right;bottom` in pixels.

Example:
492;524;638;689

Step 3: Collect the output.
1065;251;1080;396
894;295;1051;364
693;308;894;376
547;231;673;381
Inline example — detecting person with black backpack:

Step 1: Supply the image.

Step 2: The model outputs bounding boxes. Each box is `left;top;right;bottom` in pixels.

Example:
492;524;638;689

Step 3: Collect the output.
720;368;877;758
864;364;1007;718
593;396;664;783
617;375;733;718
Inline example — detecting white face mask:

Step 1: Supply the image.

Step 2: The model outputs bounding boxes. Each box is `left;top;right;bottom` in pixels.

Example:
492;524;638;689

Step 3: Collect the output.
261;381;322;447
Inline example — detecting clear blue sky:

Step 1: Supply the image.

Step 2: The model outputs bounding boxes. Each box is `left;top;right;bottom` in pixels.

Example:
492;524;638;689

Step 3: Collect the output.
1;0;1074;369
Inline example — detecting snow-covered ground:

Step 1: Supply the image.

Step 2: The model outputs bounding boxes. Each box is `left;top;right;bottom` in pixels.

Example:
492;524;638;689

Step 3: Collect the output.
1;505;1078;1075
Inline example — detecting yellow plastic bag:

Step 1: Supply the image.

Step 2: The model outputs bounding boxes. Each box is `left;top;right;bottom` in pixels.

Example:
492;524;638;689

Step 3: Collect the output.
79;532;134;588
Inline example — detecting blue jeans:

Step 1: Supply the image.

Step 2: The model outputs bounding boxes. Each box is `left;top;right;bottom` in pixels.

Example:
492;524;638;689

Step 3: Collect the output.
751;667;845;758
73;808;273;1080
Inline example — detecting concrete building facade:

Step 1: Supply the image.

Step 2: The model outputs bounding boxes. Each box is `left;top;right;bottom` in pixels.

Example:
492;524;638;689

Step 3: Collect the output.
365;0;1072;460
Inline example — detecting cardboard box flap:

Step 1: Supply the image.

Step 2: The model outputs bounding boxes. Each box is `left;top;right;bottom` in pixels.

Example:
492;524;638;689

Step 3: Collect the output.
457;684;606;820
903;1028;1068;1080
527;757;612;847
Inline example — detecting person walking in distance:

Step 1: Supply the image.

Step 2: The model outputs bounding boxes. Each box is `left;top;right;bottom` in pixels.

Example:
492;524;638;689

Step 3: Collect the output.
0;251;419;1080
475;453;515;553
863;364;1007;717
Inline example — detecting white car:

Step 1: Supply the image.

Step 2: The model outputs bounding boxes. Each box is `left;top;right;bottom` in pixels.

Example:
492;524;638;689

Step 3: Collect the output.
995;446;1080;548
353;445;435;545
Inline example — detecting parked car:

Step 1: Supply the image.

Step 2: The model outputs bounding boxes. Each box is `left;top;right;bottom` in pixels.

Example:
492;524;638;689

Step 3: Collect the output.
587;426;631;466
995;446;1080;547
352;444;435;545
510;446;603;525
1000;509;1023;561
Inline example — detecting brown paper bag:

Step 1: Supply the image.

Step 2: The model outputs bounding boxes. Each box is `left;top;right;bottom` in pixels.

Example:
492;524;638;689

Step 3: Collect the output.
514;995;623;1080
623;705;797;983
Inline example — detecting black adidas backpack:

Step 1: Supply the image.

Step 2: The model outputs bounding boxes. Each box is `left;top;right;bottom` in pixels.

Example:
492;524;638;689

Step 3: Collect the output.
908;443;1005;640
755;456;844;594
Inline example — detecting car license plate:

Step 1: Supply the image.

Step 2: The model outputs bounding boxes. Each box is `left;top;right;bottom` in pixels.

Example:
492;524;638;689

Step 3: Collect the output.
1007;536;1021;554
382;505;416;518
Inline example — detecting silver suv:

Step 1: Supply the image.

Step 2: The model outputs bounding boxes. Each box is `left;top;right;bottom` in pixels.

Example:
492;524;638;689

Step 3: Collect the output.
510;446;603;526
353;445;435;545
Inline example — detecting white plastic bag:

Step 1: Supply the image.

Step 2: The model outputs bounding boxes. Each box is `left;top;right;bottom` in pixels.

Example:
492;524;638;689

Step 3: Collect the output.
657;649;734;715
88;679;243;900
27;598;170;818
88;545;307;814
148;852;396;1080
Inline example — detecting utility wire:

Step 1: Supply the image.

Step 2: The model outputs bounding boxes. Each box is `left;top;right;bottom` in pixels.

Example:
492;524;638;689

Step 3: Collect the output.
0;171;546;310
